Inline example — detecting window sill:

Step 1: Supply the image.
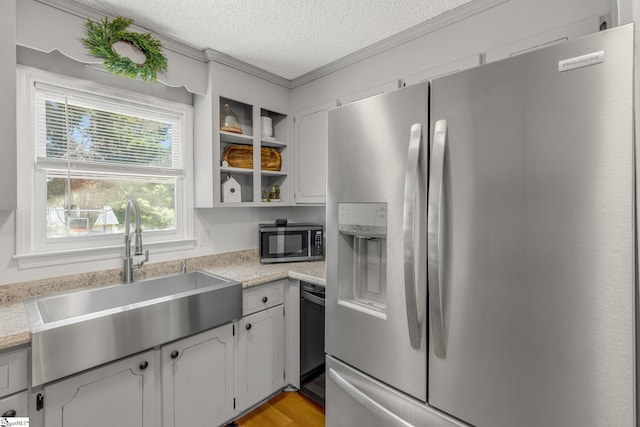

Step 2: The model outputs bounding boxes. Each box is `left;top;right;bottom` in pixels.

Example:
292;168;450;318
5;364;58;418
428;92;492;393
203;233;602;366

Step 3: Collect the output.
13;238;197;269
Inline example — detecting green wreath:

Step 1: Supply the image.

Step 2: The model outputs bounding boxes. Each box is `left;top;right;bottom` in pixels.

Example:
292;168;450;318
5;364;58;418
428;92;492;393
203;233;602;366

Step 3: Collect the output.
82;16;168;82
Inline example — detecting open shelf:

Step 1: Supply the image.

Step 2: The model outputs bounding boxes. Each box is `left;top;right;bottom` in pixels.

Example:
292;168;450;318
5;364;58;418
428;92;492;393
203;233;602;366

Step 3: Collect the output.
214;98;289;206
221;131;254;145
261;170;287;177
260;138;287;149
221;166;254;175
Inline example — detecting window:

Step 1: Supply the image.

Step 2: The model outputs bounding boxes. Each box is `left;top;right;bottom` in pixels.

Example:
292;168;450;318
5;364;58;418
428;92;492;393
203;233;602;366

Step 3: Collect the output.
16;67;194;264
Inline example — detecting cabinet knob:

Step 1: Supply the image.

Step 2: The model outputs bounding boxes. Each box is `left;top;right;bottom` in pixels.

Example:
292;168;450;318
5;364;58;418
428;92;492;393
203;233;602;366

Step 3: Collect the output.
139;361;149;370
262;296;268;303
2;409;16;417
171;350;180;359
246;323;252;330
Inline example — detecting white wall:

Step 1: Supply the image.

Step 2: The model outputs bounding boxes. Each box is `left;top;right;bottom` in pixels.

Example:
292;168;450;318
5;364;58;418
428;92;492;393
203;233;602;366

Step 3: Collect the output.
0;204;324;285
0;0;16;211
291;0;613;112
197;206;325;254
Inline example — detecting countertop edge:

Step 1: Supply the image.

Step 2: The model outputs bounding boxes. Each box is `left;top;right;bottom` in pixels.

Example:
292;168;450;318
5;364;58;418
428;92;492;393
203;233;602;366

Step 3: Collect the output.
0;260;325;351
288;271;326;286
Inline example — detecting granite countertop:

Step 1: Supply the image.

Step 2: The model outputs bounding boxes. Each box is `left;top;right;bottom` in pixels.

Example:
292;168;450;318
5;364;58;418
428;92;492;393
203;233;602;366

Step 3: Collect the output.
0;251;325;351
201;259;326;288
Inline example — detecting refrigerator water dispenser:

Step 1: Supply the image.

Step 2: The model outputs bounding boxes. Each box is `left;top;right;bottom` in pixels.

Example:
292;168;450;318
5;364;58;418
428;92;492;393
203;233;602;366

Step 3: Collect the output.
337;203;387;317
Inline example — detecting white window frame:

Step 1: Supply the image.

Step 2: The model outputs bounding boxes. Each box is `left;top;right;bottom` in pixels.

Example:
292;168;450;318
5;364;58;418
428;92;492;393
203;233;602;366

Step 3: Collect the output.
15;66;195;268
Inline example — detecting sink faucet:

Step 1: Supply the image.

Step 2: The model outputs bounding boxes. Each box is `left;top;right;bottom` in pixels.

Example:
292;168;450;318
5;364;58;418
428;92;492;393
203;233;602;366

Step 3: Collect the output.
123;197;149;284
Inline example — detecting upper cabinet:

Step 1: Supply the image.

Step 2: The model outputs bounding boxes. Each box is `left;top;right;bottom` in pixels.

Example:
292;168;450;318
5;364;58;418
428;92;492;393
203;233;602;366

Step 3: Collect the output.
293;101;336;204
217;97;289;205
0;0;16;211
403;55;481;87
194;61;291;208
338;79;401;106
484;16;600;63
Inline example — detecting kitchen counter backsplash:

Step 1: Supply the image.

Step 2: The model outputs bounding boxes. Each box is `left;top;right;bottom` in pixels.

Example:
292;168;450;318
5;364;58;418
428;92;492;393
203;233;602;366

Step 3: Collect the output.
0;249;260;305
0;249;325;350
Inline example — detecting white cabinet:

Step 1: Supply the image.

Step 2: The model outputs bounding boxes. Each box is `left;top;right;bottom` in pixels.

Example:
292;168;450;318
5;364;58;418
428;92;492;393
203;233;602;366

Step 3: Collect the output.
161;323;236;427
338;79;401;106
294;101;336;204
0;347;28;418
193;59;291;208
484;16;600;63
39;324;237;427
43;350;155;427
294;81;401;205
403;55;481;87
0;391;28;418
215;97;290;206
237;280;287;413
0;348;28;399
237;304;285;413
242;280;284;315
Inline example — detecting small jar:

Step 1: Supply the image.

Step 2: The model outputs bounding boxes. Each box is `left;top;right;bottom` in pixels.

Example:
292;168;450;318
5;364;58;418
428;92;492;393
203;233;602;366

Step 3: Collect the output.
220;104;242;134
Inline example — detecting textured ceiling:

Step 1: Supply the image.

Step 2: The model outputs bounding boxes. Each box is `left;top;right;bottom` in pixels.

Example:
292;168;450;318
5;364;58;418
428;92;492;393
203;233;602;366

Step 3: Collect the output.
71;0;473;80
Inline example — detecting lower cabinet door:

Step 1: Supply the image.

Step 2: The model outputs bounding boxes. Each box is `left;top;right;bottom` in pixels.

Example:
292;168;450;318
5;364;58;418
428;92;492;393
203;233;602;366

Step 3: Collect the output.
161;323;235;427
237;304;285;413
0;390;28;418
43;350;155;427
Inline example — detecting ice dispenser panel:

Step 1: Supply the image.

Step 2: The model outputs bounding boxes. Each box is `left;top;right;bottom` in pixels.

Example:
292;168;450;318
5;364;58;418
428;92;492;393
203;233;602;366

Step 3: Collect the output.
338;203;387;316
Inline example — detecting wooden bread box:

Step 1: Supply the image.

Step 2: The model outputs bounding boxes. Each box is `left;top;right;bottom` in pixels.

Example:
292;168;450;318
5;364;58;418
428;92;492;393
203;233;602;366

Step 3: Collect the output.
223;145;282;171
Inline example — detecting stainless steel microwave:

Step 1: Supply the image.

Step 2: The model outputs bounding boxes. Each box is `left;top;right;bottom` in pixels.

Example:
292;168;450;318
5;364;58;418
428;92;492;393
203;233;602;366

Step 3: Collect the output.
259;223;324;263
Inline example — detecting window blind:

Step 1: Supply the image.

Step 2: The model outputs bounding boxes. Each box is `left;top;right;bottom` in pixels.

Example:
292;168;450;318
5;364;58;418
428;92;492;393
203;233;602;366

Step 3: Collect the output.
34;82;183;174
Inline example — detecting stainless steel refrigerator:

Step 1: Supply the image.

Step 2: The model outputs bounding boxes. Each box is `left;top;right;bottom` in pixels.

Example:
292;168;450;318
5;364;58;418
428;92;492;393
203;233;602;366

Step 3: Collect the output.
325;24;635;427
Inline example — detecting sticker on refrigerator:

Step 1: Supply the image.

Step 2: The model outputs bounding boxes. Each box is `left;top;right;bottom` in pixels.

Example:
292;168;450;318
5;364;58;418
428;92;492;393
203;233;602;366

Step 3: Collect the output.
558;50;604;72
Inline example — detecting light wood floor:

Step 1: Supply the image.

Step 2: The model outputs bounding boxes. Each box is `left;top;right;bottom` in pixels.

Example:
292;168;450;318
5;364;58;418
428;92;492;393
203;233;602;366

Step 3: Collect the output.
232;391;325;427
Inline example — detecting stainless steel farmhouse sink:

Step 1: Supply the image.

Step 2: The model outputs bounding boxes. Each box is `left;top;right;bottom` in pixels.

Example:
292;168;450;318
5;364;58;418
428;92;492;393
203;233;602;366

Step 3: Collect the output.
24;270;242;386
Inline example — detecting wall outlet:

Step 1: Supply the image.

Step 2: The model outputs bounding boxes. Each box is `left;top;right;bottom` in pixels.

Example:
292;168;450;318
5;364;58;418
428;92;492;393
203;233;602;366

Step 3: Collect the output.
198;230;210;247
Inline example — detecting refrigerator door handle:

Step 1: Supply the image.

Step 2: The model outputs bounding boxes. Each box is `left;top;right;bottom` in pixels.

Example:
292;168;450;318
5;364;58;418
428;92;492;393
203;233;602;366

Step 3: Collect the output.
329;368;416;427
403;123;424;350
428;119;447;358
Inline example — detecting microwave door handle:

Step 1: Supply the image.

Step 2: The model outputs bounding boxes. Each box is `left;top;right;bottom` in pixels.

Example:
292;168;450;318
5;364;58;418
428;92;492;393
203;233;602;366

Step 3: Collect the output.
403;123;424;350
428;119;447;359
308;230;312;257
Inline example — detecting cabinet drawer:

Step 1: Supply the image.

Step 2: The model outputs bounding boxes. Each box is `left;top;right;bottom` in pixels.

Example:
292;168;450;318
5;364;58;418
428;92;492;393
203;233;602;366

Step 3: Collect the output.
0;348;28;399
0;390;28;418
243;280;285;315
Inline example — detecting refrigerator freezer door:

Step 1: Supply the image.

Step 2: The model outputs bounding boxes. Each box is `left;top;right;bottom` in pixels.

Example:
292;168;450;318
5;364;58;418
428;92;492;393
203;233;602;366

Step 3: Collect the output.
327;83;429;401
428;25;635;427
326;356;468;427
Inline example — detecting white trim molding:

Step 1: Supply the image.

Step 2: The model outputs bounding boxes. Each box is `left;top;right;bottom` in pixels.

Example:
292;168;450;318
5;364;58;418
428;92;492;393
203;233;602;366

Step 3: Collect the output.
15;65;195;267
31;0;508;90
289;0;509;87
13;238;197;269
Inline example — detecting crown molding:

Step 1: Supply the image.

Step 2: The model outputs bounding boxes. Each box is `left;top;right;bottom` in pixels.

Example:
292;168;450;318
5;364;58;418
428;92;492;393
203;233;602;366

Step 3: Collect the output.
290;0;508;88
34;0;207;62
203;48;292;88
34;0;509;90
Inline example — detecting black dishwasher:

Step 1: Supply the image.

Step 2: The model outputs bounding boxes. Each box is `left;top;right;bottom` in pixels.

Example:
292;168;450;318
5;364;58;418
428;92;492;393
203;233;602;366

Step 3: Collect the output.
300;282;325;406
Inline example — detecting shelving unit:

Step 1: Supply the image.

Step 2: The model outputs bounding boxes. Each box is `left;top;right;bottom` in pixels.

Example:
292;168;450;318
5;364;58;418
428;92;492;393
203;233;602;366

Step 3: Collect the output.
216;97;289;206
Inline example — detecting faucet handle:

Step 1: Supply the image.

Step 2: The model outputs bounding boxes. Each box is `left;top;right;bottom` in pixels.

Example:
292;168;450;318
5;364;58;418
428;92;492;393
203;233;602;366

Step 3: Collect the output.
137;250;150;269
